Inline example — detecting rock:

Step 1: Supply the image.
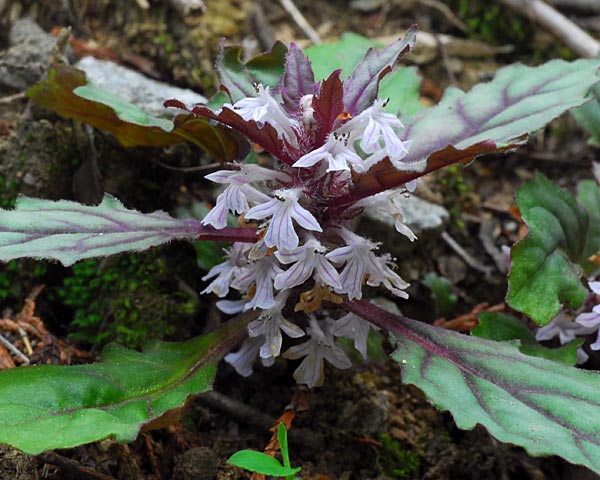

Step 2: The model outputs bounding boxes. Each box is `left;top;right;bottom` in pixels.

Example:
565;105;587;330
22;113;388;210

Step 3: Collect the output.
358;195;450;256
0;18;73;91
172;447;219;480
75;56;208;119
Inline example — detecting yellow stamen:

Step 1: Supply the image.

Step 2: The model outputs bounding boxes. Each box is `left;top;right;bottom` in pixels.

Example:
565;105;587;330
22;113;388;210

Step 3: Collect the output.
294;284;343;314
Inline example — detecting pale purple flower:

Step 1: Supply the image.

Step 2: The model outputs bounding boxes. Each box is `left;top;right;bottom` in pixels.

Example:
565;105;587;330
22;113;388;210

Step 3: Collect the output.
201;243;249;297
283;316;351;388
365;252;410;299
331;312;379;359
536;311;597;345
575;281;600;350
325;230;378;301
341;98;411;160
216;298;246;314
245;188;322;250
326;228;408;300
293;132;365;173
248;292;305;358
202;165;284;229
274;237;341;290
356;190;417;242
230;84;298;144
224;336;275;377
232;255;283;310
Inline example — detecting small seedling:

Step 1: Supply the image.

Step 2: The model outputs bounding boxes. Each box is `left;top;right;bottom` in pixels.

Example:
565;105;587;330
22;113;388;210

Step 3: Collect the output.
227;423;300;479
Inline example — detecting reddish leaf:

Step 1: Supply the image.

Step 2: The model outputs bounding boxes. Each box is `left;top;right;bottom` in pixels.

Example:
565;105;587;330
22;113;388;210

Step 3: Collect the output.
166;100;299;165
312;69;344;147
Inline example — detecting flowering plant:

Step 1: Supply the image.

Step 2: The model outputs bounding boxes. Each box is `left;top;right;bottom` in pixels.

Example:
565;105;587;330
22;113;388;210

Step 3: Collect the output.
2;28;600;474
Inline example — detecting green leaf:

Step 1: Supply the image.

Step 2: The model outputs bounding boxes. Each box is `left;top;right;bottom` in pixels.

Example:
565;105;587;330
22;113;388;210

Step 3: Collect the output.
572;85;600;146
277;423;292;470
216;42;288;102
577;179;600;273
305;33;423;117
26;65;248;162
0;312;256;454
0;195;257;266
422;272;457;318
305;33;382;80
473;312;582;365
347;299;600;475
228;450;301;477
508;173;588;325
379;66;424;116
74;84;173;130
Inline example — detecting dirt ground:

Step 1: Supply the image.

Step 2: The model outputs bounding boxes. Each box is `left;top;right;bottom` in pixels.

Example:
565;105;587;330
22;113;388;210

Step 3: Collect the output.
0;0;599;479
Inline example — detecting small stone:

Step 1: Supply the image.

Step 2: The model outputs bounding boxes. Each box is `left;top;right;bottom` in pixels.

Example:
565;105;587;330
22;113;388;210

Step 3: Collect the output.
172;447;219;480
75;57;208;119
0;19;73;91
359;195;450;256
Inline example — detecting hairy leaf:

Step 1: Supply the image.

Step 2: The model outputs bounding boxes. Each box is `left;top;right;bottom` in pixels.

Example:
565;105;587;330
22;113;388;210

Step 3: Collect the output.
26;65;248;162
0;312;256;454
508;173;588;325
305;33;423;116
473;312;582;365
577;179;600;272
282;43;317;112
347;299;600;475
343;26;418;115
344;58;600;205
0;195;257;266
228;450;301;476
216;41;288;102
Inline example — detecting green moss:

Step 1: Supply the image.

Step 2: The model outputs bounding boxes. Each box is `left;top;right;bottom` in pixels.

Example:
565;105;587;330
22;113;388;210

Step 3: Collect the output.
56;251;198;348
450;0;531;48
378;433;421;479
437;165;476;229
0;176;20;209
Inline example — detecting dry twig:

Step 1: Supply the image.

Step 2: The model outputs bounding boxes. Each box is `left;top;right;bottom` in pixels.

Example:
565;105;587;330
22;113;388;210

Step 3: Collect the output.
501;0;600;58
278;0;321;44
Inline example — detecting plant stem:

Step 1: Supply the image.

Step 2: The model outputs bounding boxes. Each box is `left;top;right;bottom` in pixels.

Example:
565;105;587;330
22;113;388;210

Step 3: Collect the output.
195;225;258;243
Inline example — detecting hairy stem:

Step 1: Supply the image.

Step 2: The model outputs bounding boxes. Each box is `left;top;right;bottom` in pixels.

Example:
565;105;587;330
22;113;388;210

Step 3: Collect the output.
196;226;259;243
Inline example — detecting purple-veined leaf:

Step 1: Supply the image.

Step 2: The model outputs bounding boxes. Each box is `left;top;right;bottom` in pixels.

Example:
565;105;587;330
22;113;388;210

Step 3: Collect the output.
0;195;257;266
26;65;248;162
339;57;600;205
508;173;588;325
346;299;600;475
342;25;418;115
312;69;344;147
0;311;257;454
281;43;318;112
216;41;288;103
